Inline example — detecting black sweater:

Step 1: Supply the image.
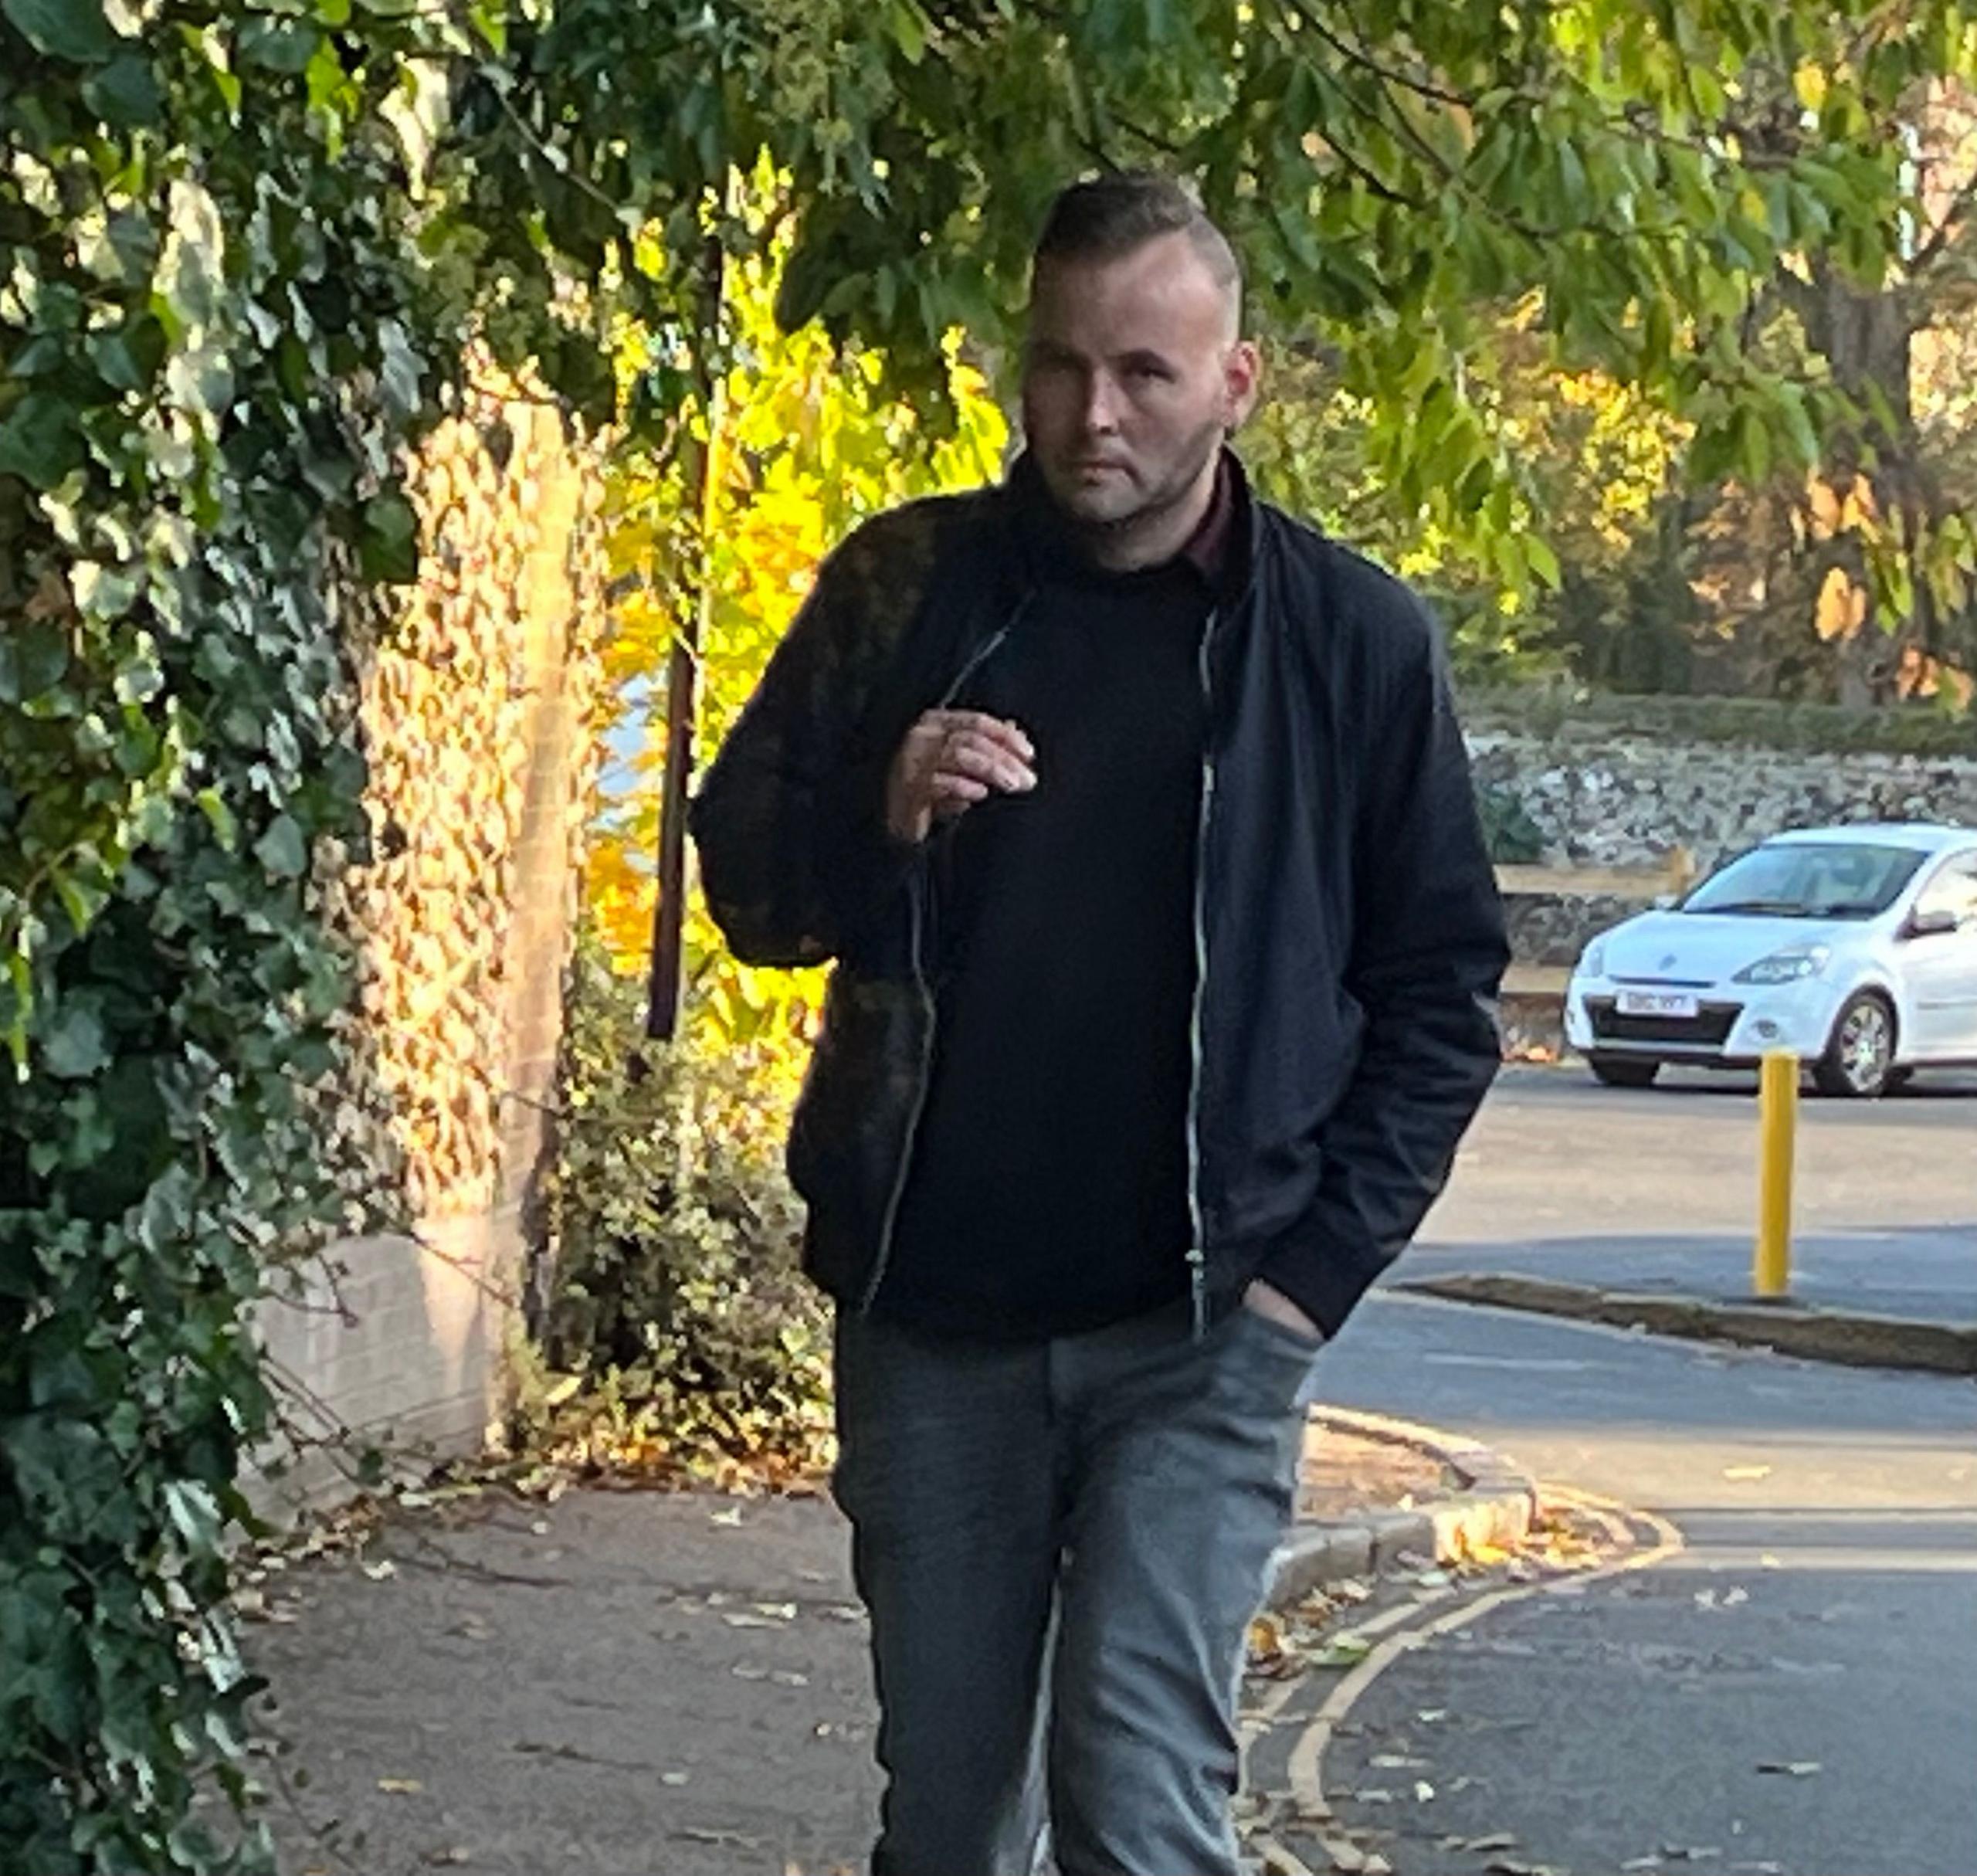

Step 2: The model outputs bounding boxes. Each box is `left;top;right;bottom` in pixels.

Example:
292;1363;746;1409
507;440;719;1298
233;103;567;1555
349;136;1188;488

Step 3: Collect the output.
876;502;1222;1338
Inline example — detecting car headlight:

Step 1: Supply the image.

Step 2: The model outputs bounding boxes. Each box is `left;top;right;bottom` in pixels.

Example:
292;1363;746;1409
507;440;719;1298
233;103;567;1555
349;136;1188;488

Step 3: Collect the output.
1734;943;1831;985
1579;938;1609;979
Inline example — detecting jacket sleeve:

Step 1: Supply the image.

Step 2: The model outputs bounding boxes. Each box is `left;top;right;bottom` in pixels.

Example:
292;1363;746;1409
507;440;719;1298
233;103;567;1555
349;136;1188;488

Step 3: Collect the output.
1258;617;1509;1337
686;528;924;969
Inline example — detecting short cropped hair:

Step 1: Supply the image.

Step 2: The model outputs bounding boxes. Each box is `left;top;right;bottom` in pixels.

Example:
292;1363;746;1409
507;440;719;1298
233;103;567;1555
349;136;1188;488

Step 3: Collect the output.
1032;171;1243;309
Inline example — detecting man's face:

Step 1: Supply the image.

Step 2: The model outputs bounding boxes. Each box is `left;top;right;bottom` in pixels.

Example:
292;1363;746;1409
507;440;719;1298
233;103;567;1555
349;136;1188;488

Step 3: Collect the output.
1021;231;1259;540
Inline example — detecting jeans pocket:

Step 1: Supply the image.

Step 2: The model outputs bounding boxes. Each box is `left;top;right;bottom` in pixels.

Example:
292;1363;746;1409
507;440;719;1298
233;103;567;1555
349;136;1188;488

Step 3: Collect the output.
1216;1304;1324;1416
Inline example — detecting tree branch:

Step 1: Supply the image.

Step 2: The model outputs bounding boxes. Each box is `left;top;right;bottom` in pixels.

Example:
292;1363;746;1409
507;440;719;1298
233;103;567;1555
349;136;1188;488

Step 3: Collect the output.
1280;0;1497;110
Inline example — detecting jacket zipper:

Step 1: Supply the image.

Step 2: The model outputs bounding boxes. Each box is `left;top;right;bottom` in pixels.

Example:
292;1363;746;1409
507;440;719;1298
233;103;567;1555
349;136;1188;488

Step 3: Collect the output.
1186;606;1220;1339
856;599;1030;1316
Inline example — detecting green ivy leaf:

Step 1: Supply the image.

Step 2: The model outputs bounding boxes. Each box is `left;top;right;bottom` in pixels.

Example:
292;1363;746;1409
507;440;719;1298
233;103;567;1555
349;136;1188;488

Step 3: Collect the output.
1;0;116;63
42;1003;110;1079
239;19;321;73
0;619;71;704
253;814;310;880
358;490;419;583
81;50;162;126
196;787;240;852
0;392;86;490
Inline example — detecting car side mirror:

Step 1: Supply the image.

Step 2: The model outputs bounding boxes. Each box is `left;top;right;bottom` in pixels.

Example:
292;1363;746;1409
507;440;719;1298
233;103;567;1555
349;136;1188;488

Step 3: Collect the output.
1906;907;1959;939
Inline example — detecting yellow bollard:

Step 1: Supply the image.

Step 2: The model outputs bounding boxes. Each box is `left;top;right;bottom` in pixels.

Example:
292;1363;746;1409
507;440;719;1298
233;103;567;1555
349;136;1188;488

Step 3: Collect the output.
1755;1049;1797;1298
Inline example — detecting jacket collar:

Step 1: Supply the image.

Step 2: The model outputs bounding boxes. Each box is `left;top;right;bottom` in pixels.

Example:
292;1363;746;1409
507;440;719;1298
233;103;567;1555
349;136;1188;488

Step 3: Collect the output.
999;446;1259;606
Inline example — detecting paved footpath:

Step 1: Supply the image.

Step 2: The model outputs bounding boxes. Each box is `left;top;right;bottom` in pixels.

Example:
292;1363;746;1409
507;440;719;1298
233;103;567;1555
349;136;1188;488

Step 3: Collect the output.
250;1430;1450;1876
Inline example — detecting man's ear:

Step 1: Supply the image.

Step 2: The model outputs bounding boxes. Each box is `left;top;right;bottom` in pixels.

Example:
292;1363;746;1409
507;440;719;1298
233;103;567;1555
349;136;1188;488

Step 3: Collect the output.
1223;339;1262;431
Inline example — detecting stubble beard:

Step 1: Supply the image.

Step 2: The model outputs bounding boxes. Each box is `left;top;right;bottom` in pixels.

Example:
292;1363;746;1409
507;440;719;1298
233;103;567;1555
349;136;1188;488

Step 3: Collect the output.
1054;414;1228;558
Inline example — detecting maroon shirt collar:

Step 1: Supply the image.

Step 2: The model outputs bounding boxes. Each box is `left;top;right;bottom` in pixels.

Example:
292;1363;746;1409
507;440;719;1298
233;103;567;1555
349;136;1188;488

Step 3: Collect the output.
1178;451;1235;586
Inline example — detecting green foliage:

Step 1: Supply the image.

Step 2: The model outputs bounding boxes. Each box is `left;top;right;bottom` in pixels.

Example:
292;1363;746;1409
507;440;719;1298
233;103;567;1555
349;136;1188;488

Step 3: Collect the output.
0;6;484;1867
528;938;832;1487
1475;784;1548;864
746;1;1974;564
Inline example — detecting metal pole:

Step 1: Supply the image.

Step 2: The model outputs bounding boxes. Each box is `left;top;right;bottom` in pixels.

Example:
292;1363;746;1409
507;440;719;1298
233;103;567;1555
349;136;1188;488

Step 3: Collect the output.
1754;1049;1797;1298
643;235;727;1043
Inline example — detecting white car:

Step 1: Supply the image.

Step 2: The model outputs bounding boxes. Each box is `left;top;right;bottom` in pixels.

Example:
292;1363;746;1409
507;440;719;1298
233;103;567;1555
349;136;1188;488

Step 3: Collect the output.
1565;822;1977;1096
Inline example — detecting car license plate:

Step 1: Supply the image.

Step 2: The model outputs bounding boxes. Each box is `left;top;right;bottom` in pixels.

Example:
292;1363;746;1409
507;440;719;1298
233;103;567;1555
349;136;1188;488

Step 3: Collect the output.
1617;989;1700;1019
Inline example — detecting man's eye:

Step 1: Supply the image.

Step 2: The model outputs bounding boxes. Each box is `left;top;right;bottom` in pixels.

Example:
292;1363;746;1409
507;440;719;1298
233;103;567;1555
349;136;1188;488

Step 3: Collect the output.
1129;363;1172;382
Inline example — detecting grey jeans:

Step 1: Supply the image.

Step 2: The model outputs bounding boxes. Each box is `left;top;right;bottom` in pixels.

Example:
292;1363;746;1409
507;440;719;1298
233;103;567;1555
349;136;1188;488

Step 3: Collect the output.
831;1297;1323;1876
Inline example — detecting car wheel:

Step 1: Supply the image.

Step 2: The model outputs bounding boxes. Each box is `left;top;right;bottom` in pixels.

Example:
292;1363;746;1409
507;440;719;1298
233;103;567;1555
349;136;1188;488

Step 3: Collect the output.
1587;1053;1660;1089
1813;992;1897;1097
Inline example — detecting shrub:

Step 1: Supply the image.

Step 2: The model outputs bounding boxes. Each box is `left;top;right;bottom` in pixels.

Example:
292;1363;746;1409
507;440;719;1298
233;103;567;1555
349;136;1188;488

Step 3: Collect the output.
521;941;833;1489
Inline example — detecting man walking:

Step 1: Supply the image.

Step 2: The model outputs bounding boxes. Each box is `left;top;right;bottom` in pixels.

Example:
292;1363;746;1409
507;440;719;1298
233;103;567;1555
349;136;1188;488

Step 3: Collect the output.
689;173;1508;1876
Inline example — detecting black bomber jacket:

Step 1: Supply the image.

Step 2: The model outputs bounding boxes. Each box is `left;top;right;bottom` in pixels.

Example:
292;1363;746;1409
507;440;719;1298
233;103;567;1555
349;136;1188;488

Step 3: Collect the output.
687;455;1510;1338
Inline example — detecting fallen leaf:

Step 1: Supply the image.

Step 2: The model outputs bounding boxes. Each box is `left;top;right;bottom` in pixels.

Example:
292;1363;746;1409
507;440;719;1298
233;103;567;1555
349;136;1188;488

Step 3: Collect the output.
1354;1787;1395;1804
678;1826;764;1849
771;1671;811;1688
662;1772;690;1787
377;1777;425;1796
1467;1835;1520;1854
1722;1466;1772;1483
1755;1761;1821;1778
1370;1754;1427;1771
1413;1780;1436;1803
1620;1860;1663;1872
361;1560;398;1582
1313;1637;1373;1670
422;1851;470;1868
723;1613;788;1630
710;1507;744;1527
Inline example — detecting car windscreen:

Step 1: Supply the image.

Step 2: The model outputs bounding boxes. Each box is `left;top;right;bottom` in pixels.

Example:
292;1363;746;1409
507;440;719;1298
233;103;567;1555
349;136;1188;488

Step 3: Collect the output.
1682;842;1928;920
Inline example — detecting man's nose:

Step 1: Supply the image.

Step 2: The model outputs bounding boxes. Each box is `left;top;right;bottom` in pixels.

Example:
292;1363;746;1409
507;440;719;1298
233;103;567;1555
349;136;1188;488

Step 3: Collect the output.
1081;371;1121;433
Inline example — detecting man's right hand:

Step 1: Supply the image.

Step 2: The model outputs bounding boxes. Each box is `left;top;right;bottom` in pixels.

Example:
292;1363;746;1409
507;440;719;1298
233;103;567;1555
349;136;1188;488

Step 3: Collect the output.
885;710;1038;845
